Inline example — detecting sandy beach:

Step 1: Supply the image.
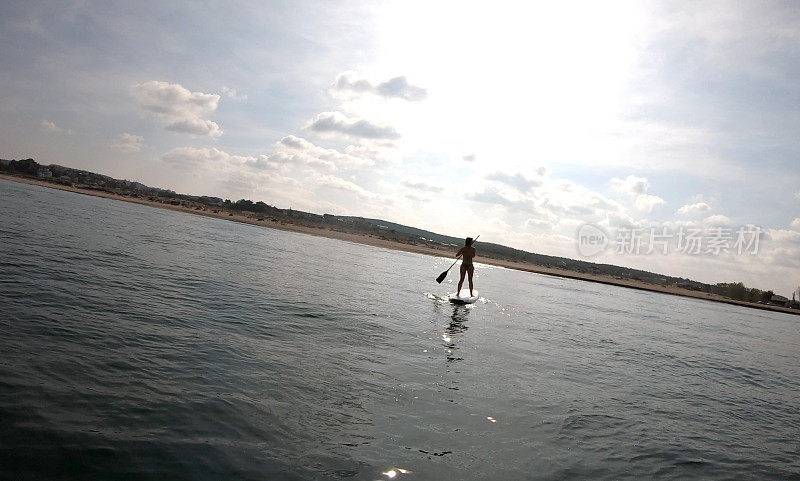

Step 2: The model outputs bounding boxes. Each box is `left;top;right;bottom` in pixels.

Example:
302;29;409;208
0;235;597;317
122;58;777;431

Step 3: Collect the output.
3;172;797;316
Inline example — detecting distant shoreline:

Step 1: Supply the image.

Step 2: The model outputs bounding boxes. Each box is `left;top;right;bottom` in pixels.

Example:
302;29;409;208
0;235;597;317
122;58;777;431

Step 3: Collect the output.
2;172;798;317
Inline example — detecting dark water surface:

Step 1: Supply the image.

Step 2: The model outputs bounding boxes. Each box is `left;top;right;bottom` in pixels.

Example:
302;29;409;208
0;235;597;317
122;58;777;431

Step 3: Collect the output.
1;178;799;480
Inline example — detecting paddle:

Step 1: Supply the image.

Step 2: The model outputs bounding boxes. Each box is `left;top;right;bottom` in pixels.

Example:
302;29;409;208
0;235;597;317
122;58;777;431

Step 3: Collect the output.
435;235;479;283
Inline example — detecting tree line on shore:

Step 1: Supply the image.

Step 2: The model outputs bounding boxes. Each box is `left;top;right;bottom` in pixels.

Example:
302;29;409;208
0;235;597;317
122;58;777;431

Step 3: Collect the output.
713;282;773;303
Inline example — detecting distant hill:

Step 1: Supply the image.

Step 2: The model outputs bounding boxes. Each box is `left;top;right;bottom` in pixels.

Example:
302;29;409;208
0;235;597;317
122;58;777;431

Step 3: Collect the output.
347;216;707;289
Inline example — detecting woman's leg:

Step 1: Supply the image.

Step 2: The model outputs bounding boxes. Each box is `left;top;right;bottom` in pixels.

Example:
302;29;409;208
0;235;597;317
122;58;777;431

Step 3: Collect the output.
467;265;475;296
457;264;467;294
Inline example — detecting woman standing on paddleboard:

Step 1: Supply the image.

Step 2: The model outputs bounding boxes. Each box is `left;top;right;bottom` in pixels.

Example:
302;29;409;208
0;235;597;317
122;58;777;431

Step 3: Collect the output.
456;237;476;297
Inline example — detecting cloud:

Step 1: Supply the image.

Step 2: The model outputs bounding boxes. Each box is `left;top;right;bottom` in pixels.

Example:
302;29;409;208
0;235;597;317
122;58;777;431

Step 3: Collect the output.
469;186;513;206
462;154;476;162
469;186;533;211
113;133;144;153
405;193;431;202
305;111;400;140
759;228;800;270
677;202;711;215
344;142;399;165
606;211;639;228
220;86;247;100
331;72;427;101
634;193;665;213
795;191;800;200
791;218;800;229
704;214;731;225
375;76;427;101
164;118;222;137
40;119;61;132
132;81;222;137
268;135;374;170
132;81;219;119
543;184;628;227
310;172;383;200
402;179;443;193
611;174;650;195
486;171;543;193
471;174;628;230
525;217;551;229
162;147;257;169
486;217;513;232
610;174;663;213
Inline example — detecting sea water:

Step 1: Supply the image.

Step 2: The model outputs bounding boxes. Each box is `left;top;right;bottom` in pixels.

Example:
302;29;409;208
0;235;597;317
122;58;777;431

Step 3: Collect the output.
1;178;798;480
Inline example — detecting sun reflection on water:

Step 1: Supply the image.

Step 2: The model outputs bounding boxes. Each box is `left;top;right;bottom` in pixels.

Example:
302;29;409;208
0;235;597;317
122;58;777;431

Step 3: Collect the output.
382;467;411;478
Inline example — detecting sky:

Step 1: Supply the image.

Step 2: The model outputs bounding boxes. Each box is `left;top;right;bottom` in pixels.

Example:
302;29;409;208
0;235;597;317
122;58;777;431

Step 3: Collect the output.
2;0;799;296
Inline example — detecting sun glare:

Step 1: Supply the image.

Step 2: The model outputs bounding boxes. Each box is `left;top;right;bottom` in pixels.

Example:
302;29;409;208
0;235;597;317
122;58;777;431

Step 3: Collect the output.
366;1;645;171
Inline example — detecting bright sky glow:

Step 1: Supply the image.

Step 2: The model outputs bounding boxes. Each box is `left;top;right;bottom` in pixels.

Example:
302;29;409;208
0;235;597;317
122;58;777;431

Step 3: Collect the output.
1;1;799;295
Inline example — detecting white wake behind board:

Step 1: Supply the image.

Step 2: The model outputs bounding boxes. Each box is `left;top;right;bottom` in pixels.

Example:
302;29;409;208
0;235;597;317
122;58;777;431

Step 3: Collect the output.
449;289;479;304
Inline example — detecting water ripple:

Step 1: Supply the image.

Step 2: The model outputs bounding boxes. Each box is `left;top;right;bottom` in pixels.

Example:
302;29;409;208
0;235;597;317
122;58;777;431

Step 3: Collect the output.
1;178;799;480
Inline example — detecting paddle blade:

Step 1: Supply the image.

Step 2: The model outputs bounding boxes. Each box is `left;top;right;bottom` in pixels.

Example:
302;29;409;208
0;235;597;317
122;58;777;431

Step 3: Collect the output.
436;270;448;283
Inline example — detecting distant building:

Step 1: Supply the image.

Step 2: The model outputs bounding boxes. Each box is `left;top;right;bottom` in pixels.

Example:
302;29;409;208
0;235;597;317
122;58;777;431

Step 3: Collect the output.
768;294;790;307
36;167;52;179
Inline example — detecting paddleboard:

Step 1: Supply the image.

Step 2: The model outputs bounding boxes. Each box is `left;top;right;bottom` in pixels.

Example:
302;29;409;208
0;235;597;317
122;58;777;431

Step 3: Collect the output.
449;289;479;304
